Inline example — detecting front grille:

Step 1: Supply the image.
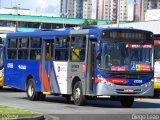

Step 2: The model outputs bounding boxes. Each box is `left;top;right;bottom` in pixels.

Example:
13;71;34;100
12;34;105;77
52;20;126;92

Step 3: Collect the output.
99;70;153;79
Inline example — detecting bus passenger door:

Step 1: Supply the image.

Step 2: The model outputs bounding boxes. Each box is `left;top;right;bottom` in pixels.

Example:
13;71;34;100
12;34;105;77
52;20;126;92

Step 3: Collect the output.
41;38;55;93
86;39;96;94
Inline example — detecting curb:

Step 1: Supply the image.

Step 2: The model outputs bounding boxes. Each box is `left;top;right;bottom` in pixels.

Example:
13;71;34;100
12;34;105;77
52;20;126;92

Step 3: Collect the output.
13;115;44;120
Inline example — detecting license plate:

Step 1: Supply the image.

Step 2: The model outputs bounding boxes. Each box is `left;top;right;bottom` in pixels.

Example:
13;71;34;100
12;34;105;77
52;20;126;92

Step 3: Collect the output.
124;89;134;93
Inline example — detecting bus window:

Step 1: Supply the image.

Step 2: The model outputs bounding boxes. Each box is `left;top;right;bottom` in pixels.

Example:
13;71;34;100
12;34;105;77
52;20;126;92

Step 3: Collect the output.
7;38;18;60
31;37;41;48
55;37;69;61
18;50;29;60
45;41;54;60
70;36;86;62
19;38;29;48
30;37;41;60
8;49;17;59
8;38;17;48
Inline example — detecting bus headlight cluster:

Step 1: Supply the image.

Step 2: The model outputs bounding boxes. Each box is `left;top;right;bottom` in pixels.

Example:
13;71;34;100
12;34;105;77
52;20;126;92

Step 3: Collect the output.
97;75;114;87
145;81;152;87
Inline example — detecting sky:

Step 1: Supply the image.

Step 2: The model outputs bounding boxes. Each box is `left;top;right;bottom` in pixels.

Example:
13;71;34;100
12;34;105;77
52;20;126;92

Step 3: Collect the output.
1;0;134;20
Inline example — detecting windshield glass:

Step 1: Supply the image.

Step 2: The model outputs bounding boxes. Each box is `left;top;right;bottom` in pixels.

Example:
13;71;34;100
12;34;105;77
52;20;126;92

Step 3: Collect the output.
0;47;3;67
98;42;153;72
154;44;160;60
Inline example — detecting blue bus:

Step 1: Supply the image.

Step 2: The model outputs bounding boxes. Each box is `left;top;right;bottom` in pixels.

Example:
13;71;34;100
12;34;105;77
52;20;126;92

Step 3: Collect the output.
4;27;154;107
0;36;4;89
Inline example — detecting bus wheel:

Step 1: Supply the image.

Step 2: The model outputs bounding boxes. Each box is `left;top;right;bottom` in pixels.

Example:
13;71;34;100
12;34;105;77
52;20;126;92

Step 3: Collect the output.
0;86;2;89
120;96;134;108
72;81;86;106
27;79;39;101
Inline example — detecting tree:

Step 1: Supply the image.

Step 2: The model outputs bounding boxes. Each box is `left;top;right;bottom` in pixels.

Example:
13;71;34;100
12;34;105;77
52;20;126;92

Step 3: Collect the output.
82;20;90;25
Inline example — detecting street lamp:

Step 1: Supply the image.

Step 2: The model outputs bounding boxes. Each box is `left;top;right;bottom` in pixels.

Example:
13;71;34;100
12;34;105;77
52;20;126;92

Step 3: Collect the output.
16;3;21;15
60;12;67;28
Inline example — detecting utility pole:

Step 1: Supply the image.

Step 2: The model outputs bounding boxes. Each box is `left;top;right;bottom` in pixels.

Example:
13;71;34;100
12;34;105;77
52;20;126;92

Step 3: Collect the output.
0;0;1;9
117;0;120;27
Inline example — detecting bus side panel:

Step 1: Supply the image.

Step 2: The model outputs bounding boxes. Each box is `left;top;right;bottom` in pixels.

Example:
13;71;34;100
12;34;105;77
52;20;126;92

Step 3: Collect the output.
67;62;86;95
4;60;41;91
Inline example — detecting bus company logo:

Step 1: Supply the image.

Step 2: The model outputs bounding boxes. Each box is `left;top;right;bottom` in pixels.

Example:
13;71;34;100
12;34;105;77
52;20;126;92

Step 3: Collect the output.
7;63;13;68
58;66;60;72
134;80;143;84
57;66;67;72
18;65;26;70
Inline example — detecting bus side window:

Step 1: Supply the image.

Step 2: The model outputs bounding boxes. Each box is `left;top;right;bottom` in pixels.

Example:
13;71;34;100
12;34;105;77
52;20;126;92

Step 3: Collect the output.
70;36;86;62
8;50;17;59
55;37;69;61
7;38;18;60
18;50;29;60
30;37;41;60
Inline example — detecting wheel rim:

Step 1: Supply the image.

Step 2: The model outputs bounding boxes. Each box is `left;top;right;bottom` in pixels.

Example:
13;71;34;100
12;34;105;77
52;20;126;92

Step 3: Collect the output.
28;84;34;97
74;87;81;101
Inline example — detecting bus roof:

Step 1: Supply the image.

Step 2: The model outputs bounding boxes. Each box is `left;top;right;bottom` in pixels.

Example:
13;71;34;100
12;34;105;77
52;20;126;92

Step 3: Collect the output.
6;27;153;38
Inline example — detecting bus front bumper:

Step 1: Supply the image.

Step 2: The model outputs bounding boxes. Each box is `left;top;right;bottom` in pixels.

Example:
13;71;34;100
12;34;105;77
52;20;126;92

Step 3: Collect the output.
96;82;154;97
0;77;4;86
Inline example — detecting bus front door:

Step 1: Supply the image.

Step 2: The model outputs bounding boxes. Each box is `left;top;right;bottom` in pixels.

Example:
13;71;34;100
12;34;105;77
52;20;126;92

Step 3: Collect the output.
86;39;96;94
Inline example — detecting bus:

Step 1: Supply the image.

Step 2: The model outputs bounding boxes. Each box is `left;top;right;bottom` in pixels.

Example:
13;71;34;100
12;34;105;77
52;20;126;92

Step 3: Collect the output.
4;27;154;107
0;35;4;89
154;34;160;98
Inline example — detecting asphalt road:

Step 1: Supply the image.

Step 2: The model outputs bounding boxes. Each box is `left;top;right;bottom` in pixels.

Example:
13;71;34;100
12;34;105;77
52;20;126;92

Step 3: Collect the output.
0;87;160;120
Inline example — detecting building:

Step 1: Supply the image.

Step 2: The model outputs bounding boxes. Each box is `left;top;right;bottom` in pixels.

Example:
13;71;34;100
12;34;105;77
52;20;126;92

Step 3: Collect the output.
0;14;108;34
145;9;160;21
0;7;30;15
60;0;92;19
134;0;160;21
96;0;128;21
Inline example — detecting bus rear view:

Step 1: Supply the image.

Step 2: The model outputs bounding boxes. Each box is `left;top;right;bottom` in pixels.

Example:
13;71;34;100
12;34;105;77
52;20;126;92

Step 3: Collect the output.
96;29;154;107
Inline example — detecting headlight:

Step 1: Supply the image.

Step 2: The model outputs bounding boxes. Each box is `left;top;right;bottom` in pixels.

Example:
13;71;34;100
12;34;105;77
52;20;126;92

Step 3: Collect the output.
97;75;114;87
145;80;153;87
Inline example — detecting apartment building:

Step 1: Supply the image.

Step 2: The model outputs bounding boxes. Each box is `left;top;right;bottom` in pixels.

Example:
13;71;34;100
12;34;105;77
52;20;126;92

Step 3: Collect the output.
134;0;160;21
96;0;128;21
60;0;92;19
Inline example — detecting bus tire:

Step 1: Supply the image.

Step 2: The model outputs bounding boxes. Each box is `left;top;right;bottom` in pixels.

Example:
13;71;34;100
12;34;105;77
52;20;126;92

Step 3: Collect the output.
120;96;134;108
27;79;39;101
72;81;86;106
0;86;2;89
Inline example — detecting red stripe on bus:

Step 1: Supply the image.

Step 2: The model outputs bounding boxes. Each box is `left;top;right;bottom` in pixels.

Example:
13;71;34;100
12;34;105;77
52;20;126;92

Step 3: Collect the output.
39;64;42;80
39;63;50;92
44;69;50;92
95;78;101;83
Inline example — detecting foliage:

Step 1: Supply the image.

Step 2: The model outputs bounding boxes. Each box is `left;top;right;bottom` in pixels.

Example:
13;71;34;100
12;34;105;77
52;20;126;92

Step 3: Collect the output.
82;20;97;25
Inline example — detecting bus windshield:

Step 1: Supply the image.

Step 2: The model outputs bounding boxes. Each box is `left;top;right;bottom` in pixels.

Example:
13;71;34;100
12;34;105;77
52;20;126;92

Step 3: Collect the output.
98;41;153;72
154;44;160;60
0;47;3;67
